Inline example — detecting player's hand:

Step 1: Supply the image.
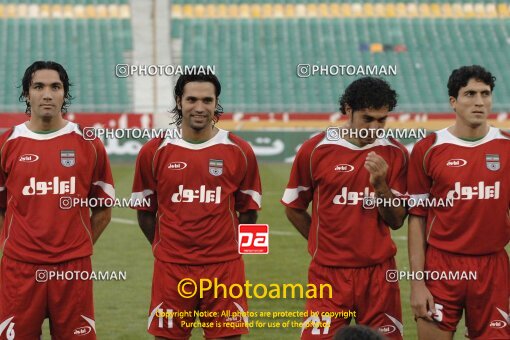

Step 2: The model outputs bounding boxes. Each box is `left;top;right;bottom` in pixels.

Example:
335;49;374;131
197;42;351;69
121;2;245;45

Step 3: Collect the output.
364;151;388;189
411;281;436;321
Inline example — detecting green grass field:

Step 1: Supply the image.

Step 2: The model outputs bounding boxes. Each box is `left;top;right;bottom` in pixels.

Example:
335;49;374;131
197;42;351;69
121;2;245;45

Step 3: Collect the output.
40;163;470;339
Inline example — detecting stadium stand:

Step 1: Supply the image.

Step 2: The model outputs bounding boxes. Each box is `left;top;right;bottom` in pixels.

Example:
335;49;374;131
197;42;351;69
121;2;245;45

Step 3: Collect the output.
171;16;510;112
0;1;131;112
0;1;509;114
171;1;509;4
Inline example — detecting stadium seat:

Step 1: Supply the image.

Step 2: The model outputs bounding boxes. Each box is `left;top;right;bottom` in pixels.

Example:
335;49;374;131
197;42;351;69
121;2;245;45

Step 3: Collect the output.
2;1;510;113
171;15;510;112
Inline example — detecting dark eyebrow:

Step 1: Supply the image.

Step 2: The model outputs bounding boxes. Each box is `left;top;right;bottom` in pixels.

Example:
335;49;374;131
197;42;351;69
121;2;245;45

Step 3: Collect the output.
31;81;63;87
185;95;214;101
464;89;490;94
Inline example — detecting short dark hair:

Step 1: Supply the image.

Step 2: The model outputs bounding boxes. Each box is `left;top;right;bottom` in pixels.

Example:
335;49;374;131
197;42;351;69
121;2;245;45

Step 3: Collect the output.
447;65;496;98
19;60;73;115
339;77;397;115
170;73;223;126
333;325;386;340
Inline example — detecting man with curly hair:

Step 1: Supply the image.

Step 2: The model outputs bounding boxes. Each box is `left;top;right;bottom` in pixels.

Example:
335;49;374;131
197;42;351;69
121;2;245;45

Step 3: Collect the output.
282;77;407;340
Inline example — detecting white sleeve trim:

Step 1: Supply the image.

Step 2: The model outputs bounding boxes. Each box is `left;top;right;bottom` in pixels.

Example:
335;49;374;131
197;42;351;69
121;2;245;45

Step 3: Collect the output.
131;190;154;200
409;193;429;201
239;189;262;209
391;189;403;197
282;186;310;204
92;181;115;199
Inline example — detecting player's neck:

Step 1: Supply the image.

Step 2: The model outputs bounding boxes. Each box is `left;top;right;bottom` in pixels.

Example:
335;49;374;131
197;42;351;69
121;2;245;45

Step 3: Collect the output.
341;123;366;147
449;122;489;141
344;137;365;147
27;116;68;133
182;125;219;143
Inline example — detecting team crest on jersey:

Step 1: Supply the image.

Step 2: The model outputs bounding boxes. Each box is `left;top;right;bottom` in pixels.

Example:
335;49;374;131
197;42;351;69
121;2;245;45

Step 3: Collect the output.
61;150;76;167
486;154;500;171
209;159;223;176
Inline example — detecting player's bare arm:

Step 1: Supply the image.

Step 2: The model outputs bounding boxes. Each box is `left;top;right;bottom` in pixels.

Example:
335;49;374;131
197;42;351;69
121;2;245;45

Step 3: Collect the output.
408;215;435;321
409;215;452;340
137;210;156;244
238;210;258;225
90;206;112;244
285;206;311;240
365;151;406;228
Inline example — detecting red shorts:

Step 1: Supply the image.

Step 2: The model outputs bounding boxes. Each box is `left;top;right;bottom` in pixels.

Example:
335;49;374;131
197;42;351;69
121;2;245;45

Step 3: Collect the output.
148;257;249;339
425;246;510;339
301;257;402;340
0;255;95;340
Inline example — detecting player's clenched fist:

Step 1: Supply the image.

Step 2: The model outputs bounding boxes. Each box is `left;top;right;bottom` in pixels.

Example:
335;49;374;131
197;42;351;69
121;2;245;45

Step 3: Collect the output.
364;151;388;189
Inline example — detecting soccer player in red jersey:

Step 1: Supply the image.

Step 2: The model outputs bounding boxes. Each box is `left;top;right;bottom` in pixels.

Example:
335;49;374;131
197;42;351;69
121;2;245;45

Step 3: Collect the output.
131;73;261;340
0;61;113;339
282;77;408;339
408;65;510;339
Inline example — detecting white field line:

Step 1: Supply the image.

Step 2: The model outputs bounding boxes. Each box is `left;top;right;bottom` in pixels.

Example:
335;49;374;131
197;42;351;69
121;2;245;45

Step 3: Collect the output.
111;217;408;240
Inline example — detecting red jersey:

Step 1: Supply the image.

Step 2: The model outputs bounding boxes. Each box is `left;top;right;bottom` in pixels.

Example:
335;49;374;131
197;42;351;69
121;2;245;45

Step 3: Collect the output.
281;132;408;267
131;129;262;265
407;127;510;255
0;122;114;264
